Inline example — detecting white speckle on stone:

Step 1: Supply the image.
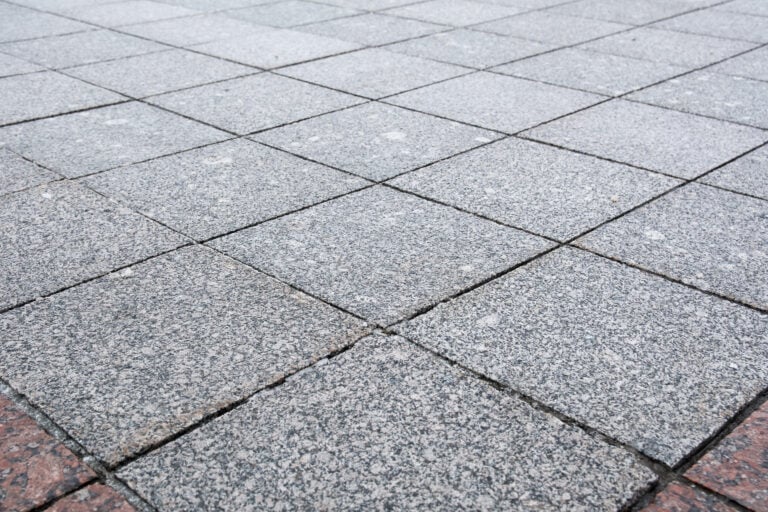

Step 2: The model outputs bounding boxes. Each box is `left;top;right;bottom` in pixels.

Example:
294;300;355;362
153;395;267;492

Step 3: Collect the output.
382;131;406;141
104;118;130;125
203;157;233;166
644;230;666;240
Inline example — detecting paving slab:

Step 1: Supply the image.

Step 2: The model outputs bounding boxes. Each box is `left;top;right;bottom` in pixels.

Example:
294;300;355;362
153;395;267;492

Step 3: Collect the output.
253;102;500;181
494;48;687;95
157;0;274;9
119;13;275;46
84;139;369;239
387;71;604;133
0;148;58;197
225;0;360;27
119;334;654;511
11;0;119;10
710;46;768;82
320;0;422;9
524;99;768;179
397;247;768;465
148;73;363;134
298;12;446;46
47;484;136;512
548;0;703;25
389;138;680;240
0;52;44;78
0;4;92;43
655;9;768;43
642;481;738;512
0;102;229;177
62;0;198;27
0;246;369;465
715;0;768;16
700;144;768;200
211;186;552;324
280;48;467;98
385;0;520;26
475;11;631;45
475;0;581;8
0;181;185;311
576;183;768;310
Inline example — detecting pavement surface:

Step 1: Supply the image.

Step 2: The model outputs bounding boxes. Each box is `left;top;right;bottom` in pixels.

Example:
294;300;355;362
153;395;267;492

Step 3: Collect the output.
0;0;767;510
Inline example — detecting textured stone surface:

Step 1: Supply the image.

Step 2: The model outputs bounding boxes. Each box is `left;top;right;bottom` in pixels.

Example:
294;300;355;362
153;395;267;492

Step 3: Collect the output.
62;0;197;27
549;0;702;25
642;482;737;512
0;102;228;177
120;13;271;46
85;139;368;239
390;138;680;240
475;11;630;45
716;0;768;16
299;12;446;46
254;102;500;181
655;9;768;43
211;186;551;324
225;0;360;27
0;246;369;465
388;71;604;133
711;46;768;82
525;100;768;179
397;248;768;465
576;183;768;310
0;148;58;197
119;334;654;511
385;0;520;26
0;52;44;78
0;4;91;43
47;484;136;512
701;145;768;200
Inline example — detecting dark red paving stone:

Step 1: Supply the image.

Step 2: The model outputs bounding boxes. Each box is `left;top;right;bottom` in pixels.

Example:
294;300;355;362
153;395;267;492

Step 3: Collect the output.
686;401;768;512
47;484;135;512
0;394;94;511
643;481;738;512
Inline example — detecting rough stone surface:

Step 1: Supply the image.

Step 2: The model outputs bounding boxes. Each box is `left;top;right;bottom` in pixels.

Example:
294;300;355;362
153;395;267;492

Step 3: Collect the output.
299;13;446;46
475;11;631;45
642;482;738;512
701;144;768;200
710;46;768;82
225;0;360;27
120;13;272;46
0;148;58;197
0;3;91;43
47;484;136;512
62;0;197;27
0;52;44;78
385;0;520;26
655;9;768;43
119;334;655;511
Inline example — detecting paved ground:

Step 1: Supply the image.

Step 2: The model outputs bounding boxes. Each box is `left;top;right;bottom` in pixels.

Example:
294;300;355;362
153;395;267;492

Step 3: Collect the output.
0;0;767;510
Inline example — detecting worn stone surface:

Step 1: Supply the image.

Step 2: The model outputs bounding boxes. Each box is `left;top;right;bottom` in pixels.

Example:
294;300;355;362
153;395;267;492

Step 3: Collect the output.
225;0;360;27
62;0;197;27
701;145;768;200
119;334;655;511
0;148;58;197
120;13;271;46
710;46;768;82
475;11;631;45
385;0;520;26
655;9;768;43
0;3;91;43
0;52;44;78
47;484;136;512
642;482;737;512
299;13;446;46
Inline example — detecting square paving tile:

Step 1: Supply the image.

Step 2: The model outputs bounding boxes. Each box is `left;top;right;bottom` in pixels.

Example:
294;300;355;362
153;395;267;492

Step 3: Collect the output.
397;247;768;465
0;148;58;197
389;138;680;240
210;186;552;324
387;71;604;133
385;0;520;26
549;0;702;25
655;9;768;43
0;102;229;177
66;49;253;98
84;139;369;239
120;13;272;46
0;52;44;78
62;0;198;27
494;48;687;96
700;145;768;200
475;11;631;45
0;4;91;43
576;183;768;310
298;13;446;46
225;0;360;27
280;48;467;98
710;46;768;82
524;100;768;179
643;482;738;512
118;334;654;511
0;181;185;311
253;102;500;181
0;246;368;465
148;74;363;134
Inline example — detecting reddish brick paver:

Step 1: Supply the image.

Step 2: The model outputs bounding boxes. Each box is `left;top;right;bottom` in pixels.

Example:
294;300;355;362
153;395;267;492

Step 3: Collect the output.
47;484;135;512
642;481;738;512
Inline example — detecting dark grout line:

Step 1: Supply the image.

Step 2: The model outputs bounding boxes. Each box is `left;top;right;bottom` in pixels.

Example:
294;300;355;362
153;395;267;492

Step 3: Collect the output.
0;98;132;129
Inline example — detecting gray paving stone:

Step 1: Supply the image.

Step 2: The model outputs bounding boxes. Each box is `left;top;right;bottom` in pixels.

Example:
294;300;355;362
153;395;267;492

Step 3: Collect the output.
576;183;768;310
494;48;687;96
63;0;198;27
475;11;631;45
385;29;554;69
66;48;253;98
148;74;363;134
715;0;768;16
0;30;168;70
253;102;501;181
390;138;680;240
120;13;271;46
225;0;360;27
710;46;768;82
0;102;228;177
298;12;446;46
84;139;369;239
0;52;43;78
191;29;361;68
211;186;552;325
582;27;757;67
549;0;703;25
280;48;467;98
397;247;768;465
10;0;119;10
701;145;768;200
156;0;274;9
0;245;368;464
385;0;520;26
119;333;655;511
0;180;185;311
0;148;58;197
655;9;768;43
0;4;92;43
524;100;768;179
387;72;604;133
628;71;768;129
475;0;576;8
320;0;421;9
0;71;124;126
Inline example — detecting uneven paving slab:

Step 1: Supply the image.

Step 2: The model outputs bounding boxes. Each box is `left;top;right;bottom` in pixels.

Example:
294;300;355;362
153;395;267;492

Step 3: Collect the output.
84;139;369;239
475;11;631;45
225;0;360;27
524;99;768;179
0;4;92;43
0;102;229;177
397;247;768;465
211;186;552;325
700;144;768;200
119;13;271;46
0;246;369;465
148;74;363;135
389;138;680;240
576;183;768;310
119;334;655;511
298;13;446;46
385;0;520;26
655;9;768;43
710;46;768;82
0;147;58;197
548;0;704;25
47;484;136;512
642;481;738;512
62;0;198;27
388;71;604;133
253;102;500;181
0;181;185;311
0;52;44;78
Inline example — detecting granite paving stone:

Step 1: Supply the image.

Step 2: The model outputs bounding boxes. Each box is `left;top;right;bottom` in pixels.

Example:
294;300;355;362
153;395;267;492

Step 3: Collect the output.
0;4;92;43
0;246;369;465
385;0;520;26
210;186;552;324
0;101;229;177
225;0;361;27
157;0;275;9
710;46;768;82
62;0;198;27
524;99;768;179
576;183;768;310
84;139;369;239
387;71;604;133
298;13;447;46
320;0;422;9
642;481;738;512
47;484;136;512
119;13;272;46
0;147;59;197
118;334;654;511
475;0;583;8
0;52;44;78
0;181;185;311
397;247;768;465
10;0;120;10
715;0;768;17
253;102;501;181
701;144;768;200
655;9;768;44
147;73;363;134
475;11;631;45
389;138;680;240
548;0;703;25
